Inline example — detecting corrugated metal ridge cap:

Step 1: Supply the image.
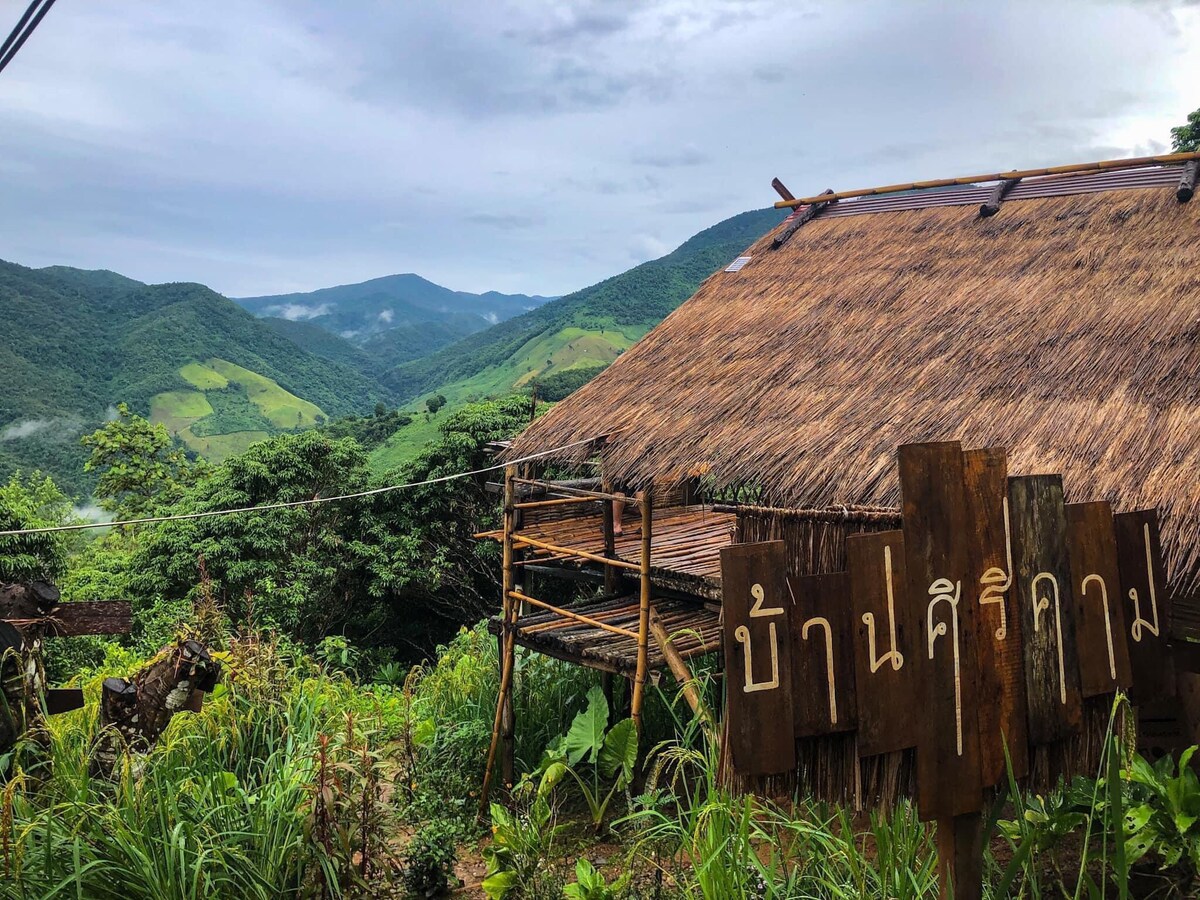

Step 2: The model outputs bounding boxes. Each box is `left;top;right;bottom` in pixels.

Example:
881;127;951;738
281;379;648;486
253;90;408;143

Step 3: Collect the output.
818;165;1185;219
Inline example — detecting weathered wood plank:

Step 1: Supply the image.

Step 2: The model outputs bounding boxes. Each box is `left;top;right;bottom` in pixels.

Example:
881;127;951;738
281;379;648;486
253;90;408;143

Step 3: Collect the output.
1009;475;1083;744
898;441;983;820
43;602;132;636
961;448;1029;785
1065;501;1133;696
789;571;857;736
847;530;916;756
719;540;796;775
1114;509;1173;703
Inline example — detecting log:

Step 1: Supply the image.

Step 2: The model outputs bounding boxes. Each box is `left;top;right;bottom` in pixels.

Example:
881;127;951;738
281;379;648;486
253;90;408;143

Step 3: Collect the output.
1;621;28;754
979;177;1020;217
1178;159;1198;203
1;582;131;637
772;188;835;249
648;607;710;725
93;638;220;774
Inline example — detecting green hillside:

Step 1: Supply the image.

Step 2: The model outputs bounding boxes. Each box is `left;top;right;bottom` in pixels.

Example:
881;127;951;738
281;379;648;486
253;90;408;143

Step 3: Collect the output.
380;207;782;402
0;261;390;493
369;207;782;469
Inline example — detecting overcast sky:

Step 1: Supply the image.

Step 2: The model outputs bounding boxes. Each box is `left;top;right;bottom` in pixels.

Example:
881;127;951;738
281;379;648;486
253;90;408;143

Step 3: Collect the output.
0;0;1197;298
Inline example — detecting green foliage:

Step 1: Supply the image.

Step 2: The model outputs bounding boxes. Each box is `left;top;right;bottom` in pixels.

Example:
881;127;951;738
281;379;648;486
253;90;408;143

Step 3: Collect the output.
562;858;627;900
187;385;277;436
401;819;462;898
82;403;198;517
1124;745;1200;886
538;687;639;832
321;408;413;450
533;364;608;402
0;632;405;898
1171;107;1200;153
482;796;564;899
0;471;74;582
425;394;447;414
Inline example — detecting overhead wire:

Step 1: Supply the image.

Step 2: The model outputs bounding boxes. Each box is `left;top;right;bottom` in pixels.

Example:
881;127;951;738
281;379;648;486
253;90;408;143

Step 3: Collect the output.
0;0;57;76
0;431;613;537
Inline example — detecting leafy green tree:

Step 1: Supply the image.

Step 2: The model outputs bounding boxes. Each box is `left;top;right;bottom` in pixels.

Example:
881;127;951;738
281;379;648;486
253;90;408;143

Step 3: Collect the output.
81;403;198;518
425;394;447;414
0;472;75;582
1172;107;1200;152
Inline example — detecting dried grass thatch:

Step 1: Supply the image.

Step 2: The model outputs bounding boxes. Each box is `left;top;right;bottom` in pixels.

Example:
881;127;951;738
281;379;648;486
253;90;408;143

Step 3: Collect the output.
509;182;1200;607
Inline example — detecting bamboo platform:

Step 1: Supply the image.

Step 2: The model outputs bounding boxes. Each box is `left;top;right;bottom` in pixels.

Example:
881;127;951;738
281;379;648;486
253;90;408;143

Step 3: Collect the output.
479;504;736;599
486;594;722;676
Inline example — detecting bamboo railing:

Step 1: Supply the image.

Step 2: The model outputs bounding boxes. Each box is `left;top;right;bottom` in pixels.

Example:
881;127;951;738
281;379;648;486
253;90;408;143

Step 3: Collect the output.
479;473;655;814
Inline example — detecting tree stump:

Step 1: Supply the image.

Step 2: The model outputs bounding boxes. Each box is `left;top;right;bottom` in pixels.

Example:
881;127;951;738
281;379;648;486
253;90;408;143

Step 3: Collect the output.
93;638;221;775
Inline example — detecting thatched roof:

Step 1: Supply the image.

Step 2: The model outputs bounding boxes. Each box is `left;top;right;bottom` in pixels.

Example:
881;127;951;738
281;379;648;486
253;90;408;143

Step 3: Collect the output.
508;163;1200;602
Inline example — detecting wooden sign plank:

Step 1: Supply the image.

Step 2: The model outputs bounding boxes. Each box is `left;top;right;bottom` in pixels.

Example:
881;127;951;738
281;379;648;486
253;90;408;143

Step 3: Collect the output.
847;530;916;756
789;571;857;737
961;448;1029;785
1009;475;1083;744
898;441;983;820
44;602;133;636
1065;501;1133;697
720;541;796;775
1114;509;1173;703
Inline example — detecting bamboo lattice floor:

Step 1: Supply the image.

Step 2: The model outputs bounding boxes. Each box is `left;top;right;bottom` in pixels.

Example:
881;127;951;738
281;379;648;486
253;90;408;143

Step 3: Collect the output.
479;504;736;592
487;594;722;676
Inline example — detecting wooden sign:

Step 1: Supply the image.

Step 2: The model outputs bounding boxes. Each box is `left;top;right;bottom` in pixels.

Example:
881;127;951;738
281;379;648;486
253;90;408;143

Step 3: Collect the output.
1114;509;1172;703
962;448;1029;785
719;540;795;775
789;572;857;737
1009;475;1083;744
847;530;915;756
1066;501;1132;697
899;441;983;820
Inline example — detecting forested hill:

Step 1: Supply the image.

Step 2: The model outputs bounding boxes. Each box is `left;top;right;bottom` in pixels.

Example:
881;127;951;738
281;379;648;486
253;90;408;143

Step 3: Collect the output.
235;273;553;343
379;206;783;402
0;260;390;492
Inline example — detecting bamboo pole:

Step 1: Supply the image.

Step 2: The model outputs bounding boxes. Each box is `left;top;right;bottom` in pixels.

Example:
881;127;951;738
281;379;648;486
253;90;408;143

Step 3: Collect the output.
649;607;711;726
480;466;518;815
512;478;624;503
513;496;602;510
774;150;1200;208
511;534;642;571
631;490;653;731
508;590;641;640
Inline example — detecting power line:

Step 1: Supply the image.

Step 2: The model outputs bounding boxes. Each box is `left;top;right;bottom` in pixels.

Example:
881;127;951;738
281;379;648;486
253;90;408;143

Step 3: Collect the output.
0;432;610;537
0;0;57;77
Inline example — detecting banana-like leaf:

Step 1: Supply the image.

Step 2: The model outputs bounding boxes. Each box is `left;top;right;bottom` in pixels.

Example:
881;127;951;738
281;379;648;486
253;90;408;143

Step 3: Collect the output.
563;685;608;765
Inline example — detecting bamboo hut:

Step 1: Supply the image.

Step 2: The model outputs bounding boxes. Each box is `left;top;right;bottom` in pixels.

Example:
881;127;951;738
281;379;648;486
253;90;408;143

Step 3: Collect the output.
479;153;1200;802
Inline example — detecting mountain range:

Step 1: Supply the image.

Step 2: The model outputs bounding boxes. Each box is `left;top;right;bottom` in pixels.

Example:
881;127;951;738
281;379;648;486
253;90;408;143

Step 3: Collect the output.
0;205;782;493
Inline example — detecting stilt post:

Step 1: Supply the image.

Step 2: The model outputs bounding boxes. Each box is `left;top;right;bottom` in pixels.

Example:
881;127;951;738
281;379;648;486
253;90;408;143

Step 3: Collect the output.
480;465;518;815
935;812;985;900
631;489;653;731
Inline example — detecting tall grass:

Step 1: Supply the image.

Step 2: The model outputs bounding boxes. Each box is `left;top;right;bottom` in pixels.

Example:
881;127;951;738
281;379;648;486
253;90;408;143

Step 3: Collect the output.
0;633;403;899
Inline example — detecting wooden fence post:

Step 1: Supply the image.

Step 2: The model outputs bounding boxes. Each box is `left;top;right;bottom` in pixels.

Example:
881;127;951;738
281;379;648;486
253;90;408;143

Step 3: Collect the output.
481;466;519;814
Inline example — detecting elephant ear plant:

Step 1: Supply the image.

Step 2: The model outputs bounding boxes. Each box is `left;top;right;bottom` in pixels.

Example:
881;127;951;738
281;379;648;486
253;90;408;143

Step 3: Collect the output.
538;685;639;832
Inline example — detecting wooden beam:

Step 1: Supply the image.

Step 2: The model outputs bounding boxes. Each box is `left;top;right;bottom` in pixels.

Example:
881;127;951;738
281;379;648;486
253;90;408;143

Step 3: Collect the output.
774;150;1200;208
771;188;835;250
649;607;710;724
482;466;519;813
1178;159;1199;203
42;602;132;636
771;177;796;202
978;177;1020;217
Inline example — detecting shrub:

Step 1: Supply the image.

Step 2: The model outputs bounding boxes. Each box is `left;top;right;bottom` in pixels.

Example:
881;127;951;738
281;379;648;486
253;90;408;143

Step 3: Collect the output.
402;818;462;898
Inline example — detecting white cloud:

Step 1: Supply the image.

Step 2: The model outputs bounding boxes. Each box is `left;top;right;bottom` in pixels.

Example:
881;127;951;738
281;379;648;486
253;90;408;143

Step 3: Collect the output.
378;309;394;324
0;1;1196;297
265;302;332;321
483;311;499;324
1;419;54;440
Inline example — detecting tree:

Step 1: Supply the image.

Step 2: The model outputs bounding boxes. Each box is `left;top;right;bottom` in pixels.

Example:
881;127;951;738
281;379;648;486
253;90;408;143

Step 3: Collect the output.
81;403;198;518
0;472;74;582
374;402;387;418
1171;106;1200;152
425;394;447;415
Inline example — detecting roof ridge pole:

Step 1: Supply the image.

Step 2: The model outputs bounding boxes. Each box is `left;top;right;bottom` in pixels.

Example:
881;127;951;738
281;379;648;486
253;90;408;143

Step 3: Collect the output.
979;177;1021;218
631;489;653;733
1178;160;1199;203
